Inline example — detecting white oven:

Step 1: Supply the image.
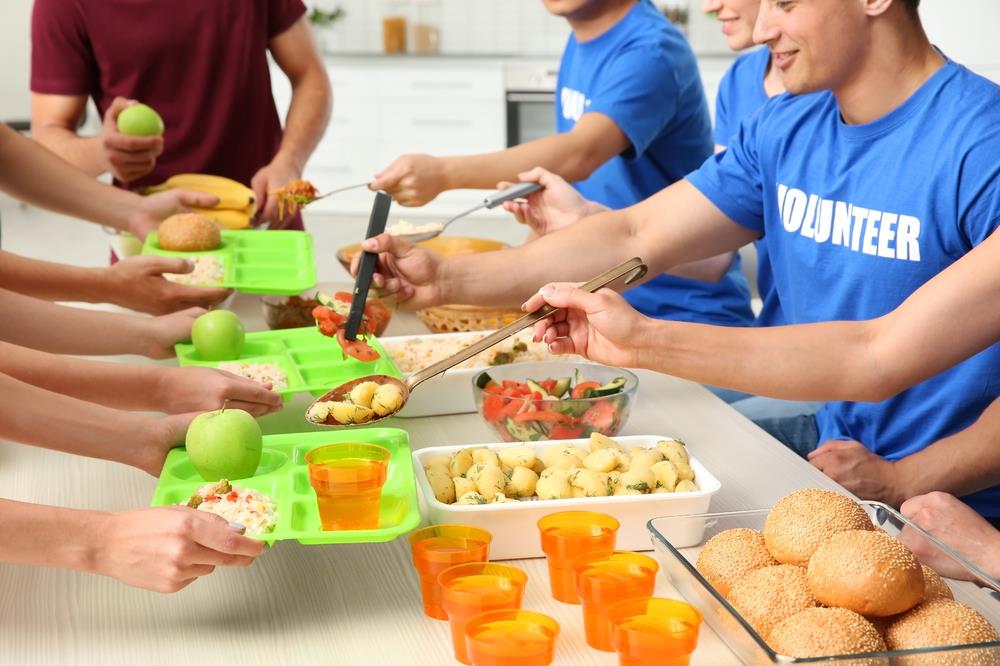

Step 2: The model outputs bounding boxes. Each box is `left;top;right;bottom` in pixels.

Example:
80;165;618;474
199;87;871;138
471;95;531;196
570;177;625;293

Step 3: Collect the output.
504;62;558;147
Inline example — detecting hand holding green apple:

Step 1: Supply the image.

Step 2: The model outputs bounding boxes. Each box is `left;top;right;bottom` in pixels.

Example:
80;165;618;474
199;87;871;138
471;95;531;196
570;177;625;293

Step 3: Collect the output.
117;102;164;137
192;310;245;361
185;404;263;481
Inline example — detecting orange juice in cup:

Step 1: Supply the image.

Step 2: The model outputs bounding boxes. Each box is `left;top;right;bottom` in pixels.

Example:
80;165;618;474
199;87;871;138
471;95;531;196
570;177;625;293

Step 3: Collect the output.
574;551;660;652
439;562;528;665
306;443;390;530
409;524;492;620
537;511;619;603
465;609;560;666
609;597;702;666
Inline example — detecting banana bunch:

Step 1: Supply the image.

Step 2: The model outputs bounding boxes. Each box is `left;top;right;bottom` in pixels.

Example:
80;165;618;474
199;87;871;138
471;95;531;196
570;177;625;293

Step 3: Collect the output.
144;173;256;229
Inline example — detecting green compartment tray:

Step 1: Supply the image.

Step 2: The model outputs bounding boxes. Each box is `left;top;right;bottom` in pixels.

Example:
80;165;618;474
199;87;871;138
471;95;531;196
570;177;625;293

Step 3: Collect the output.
151;428;421;545
142;229;317;295
175;326;402;400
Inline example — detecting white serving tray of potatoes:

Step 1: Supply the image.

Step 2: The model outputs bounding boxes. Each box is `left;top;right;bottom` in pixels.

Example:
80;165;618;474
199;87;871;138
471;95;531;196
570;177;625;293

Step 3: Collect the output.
412;434;722;560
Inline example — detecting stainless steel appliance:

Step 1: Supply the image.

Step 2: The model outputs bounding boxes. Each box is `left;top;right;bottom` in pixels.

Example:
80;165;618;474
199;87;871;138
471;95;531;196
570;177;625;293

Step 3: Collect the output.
504;62;558;147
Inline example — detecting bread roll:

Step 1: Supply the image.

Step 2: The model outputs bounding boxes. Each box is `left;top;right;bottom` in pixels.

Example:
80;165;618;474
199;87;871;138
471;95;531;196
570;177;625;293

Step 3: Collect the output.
695;528;777;598
769;607;886;664
764;488;874;566
885;598;1000;665
157;212;220;251
807;529;923;617
727;564;818;640
920;564;953;602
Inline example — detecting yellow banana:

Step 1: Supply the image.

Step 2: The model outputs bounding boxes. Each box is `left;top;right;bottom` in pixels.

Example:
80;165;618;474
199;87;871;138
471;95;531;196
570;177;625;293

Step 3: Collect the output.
145;173;256;213
191;207;252;230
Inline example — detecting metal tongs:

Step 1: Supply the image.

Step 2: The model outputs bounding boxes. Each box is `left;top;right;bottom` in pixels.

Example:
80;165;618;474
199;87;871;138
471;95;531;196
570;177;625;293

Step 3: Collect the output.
306;256;648;426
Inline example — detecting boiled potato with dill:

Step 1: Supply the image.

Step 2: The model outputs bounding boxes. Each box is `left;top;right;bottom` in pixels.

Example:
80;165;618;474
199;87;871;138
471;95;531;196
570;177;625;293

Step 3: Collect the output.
371;383;404;416
349;381;380;408
589;432;624;452
426;467;456;503
471;447;501;468
629;448;665;470
583;447;622;473
471;465;506;501
454;476;477;498
498;445;535;469
674;461;695;482
330;401;374;425
674;479;697;493
450;449;474;477
536;472;573;500
650;460;680;492
657;439;690;466
423;453;452;470
456;491;488;505
508;466;538;497
618;467;655;494
541;443;586;470
570;468;611;497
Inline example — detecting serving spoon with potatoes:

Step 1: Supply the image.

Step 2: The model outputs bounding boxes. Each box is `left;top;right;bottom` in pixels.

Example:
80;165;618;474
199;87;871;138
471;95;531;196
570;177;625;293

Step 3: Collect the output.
305;257;648;428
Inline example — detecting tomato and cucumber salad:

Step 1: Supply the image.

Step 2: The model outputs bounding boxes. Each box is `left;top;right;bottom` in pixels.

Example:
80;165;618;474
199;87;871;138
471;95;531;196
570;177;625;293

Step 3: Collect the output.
311;291;389;362
477;369;629;442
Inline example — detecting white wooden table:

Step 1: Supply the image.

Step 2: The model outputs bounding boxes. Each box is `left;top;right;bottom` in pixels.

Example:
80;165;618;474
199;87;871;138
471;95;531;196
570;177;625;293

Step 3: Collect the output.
0;292;847;665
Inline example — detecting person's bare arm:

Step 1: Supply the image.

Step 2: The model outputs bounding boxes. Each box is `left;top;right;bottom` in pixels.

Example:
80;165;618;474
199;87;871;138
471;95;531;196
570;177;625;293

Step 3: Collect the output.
630;225;1000;402
0;341;282;416
0;288;199;358
0;124;213;238
0;251;231;314
252;17;332;227
31;94;163;182
436;179;758;305
372;113;631;207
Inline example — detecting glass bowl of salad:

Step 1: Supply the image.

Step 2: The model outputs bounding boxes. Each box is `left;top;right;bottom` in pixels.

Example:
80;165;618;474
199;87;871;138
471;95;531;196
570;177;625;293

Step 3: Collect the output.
472;361;638;442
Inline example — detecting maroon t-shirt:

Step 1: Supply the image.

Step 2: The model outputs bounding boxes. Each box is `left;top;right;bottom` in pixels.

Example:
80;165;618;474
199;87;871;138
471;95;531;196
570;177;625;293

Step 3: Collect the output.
31;0;305;195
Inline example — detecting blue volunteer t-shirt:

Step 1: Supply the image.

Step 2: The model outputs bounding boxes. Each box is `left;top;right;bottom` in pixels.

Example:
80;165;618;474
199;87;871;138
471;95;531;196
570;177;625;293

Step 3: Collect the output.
688;59;1000;516
557;0;752;326
714;47;783;327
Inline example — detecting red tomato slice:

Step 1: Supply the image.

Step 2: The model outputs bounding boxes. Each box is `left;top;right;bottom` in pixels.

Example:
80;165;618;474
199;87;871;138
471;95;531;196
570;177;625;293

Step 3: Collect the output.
539;379;557;393
482;395;505;422
571;381;602;399
581;400;617;433
511;410;569;424
334;292;353;303
336;329;381;362
549;424;585;439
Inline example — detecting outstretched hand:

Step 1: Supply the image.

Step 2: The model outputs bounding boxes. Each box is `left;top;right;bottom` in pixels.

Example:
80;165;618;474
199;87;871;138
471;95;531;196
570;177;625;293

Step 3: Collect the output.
350;233;445;309
526;283;650;369
105;256;232;315
499;167;605;237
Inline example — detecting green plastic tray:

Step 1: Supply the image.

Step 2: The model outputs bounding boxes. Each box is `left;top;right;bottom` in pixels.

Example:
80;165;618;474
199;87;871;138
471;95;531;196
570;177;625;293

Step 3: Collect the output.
142;229;317;295
150;428;421;545
175;326;402;401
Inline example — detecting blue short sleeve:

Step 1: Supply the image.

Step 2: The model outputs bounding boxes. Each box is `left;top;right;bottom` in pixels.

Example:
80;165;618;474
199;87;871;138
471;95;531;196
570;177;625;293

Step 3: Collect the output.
584;45;678;160
713;66;736;146
686;114;766;233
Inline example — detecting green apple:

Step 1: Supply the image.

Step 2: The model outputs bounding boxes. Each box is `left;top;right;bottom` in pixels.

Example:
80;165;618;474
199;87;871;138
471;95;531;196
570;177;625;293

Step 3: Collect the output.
116;103;164;136
185;407;262;481
191;310;245;361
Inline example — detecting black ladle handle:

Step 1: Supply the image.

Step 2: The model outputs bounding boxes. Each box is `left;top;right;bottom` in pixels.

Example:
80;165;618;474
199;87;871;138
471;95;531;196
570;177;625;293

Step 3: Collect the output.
345;191;391;341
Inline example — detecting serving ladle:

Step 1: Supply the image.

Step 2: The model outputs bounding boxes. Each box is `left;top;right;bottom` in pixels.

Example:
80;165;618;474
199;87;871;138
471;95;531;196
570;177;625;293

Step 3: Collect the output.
305;257;648;427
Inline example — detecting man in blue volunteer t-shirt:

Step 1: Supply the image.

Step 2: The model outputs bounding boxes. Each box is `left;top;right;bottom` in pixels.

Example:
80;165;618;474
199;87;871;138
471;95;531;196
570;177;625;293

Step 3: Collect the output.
370;0;753;329
357;0;1000;520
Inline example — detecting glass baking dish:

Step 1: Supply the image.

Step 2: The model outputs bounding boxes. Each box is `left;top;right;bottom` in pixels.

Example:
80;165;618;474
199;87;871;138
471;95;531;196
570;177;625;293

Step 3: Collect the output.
648;502;1000;664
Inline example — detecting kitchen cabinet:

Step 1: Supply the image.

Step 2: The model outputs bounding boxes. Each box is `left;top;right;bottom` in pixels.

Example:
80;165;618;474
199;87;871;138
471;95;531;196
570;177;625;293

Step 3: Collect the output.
272;57;506;218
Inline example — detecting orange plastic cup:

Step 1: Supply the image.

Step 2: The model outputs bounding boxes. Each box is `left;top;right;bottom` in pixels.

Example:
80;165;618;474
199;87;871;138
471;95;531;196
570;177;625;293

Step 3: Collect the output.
465;609;560;666
305;443;390;530
439;562;529;665
573;551;660;652
409;524;492;620
537;511;619;604
609;598;702;666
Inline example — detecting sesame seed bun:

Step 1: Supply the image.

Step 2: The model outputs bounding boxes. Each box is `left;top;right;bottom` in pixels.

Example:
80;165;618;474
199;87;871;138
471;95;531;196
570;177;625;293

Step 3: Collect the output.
157;213;221;252
695;528;778;598
763;489;874;566
807;530;924;617
769;607;886;663
727;564;818;640
885;599;1000;666
921;564;954;602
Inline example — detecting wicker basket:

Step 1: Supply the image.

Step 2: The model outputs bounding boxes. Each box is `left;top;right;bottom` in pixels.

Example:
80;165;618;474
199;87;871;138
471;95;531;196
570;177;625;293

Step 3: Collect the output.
416;304;523;333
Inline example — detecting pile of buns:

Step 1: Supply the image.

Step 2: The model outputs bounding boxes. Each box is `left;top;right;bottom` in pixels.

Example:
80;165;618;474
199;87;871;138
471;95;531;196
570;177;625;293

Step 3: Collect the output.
695;488;998;664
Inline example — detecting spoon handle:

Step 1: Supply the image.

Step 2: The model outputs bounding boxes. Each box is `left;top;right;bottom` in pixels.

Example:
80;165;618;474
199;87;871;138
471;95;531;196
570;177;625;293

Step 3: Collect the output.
405;257;648;391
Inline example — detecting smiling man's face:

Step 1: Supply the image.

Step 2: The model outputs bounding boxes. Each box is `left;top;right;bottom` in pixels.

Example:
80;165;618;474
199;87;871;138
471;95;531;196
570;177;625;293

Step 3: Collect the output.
753;0;871;95
701;0;763;51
